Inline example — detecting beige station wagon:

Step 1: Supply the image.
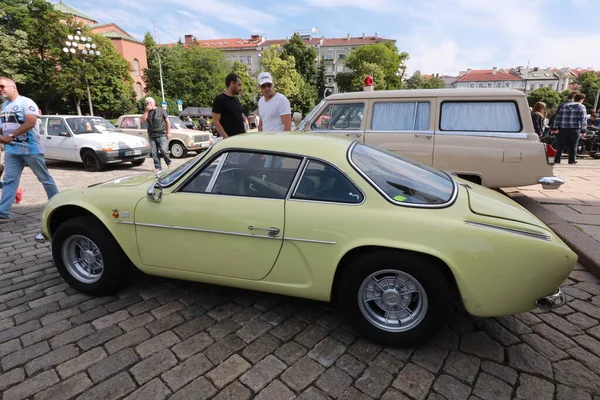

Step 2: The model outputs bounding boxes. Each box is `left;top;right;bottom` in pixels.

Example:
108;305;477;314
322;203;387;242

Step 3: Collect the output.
115;114;214;158
292;88;564;190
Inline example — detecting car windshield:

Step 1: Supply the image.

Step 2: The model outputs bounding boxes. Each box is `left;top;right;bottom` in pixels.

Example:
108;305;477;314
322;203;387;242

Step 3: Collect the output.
158;148;210;186
168;116;188;129
350;143;455;205
298;100;326;131
66;117;120;134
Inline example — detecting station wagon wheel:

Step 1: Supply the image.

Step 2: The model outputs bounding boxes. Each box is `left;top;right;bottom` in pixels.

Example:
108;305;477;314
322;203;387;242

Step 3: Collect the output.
82;150;103;172
52;216;132;295
337;250;450;346
169;142;186;158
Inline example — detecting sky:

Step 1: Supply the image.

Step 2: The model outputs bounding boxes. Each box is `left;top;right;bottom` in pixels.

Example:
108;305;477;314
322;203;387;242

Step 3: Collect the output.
69;0;600;77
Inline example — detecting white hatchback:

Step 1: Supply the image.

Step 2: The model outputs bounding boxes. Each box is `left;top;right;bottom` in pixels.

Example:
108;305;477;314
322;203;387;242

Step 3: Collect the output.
39;115;151;171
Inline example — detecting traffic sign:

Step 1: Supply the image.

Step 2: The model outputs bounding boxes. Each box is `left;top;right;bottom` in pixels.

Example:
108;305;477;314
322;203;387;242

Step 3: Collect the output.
161;101;167;110
177;99;183;105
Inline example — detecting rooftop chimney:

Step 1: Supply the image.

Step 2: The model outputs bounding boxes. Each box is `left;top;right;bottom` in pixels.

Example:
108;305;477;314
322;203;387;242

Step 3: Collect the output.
347;33;350;40
492;67;497;75
467;68;472;73
184;34;193;44
250;34;260;41
362;32;365;39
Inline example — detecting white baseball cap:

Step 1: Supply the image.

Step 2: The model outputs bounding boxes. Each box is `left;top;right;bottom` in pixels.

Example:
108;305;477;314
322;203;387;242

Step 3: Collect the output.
258;72;273;86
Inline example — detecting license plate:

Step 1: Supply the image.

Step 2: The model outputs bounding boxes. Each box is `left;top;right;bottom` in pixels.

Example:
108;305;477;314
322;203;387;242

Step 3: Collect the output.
125;150;141;156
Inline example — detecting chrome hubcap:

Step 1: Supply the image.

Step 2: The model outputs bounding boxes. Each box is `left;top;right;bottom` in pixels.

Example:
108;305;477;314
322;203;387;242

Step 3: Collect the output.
62;235;104;284
358;269;428;332
172;145;183;157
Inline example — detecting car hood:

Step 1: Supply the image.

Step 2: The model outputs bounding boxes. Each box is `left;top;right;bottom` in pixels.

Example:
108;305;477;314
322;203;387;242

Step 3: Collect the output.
462;181;547;229
89;173;157;188
80;132;147;147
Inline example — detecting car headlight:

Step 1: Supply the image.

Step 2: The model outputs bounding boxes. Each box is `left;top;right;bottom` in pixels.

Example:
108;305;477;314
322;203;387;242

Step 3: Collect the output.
101;142;118;152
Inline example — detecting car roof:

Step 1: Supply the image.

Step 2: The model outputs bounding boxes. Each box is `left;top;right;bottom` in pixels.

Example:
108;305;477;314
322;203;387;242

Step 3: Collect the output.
213;132;354;162
40;115;107;119
325;88;527;101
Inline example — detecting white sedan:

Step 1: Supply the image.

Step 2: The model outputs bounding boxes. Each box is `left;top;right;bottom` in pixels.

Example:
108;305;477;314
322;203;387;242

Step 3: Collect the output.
39;115;150;171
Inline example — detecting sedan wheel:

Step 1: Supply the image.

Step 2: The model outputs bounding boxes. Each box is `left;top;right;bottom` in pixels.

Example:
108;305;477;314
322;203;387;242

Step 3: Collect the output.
338;251;450;346
52;216;132;295
82;151;103;172
170;142;186;158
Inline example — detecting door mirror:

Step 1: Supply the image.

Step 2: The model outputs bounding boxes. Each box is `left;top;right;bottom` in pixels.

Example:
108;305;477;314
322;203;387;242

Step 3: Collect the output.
147;182;163;202
58;131;70;137
292;112;302;125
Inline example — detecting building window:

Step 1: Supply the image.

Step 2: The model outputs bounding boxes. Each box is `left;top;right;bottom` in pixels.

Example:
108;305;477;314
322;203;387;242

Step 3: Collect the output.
247;56;252;64
133;59;140;76
338;54;346;59
469;83;475;88
135;83;142;98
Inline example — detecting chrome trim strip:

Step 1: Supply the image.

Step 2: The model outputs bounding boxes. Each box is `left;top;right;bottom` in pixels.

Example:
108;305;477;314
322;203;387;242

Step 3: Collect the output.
206;153;228;192
134;222;280;240
310;129;365;134
364;130;434;134
435;130;528;139
535;287;566;309
287;157;309;200
464;220;551;241
346;141;458;209
115;220;135;225
285;237;337;245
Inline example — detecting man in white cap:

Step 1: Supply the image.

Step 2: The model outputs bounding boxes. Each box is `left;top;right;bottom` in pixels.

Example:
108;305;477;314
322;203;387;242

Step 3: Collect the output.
257;72;291;132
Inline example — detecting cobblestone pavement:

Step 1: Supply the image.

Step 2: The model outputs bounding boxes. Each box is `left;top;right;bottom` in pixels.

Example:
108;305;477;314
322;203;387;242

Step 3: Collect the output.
2;157;600;399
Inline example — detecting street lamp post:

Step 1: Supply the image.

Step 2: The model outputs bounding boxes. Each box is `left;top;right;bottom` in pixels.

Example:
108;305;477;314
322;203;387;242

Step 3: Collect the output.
62;29;101;116
155;50;166;104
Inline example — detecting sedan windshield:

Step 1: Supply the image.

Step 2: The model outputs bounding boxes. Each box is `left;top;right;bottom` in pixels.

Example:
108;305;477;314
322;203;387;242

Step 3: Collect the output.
168;116;188;130
350;143;455;205
66;117;120;134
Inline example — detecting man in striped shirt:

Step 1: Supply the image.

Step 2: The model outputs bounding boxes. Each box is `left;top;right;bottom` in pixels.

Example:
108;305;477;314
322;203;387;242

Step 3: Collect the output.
552;93;588;164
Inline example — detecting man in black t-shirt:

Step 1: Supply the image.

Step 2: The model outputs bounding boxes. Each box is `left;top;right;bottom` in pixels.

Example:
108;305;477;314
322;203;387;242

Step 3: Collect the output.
212;73;246;139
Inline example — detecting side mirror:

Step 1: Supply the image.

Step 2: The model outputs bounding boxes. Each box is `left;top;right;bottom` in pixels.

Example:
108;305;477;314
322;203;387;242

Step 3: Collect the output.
147;182;163;202
292;112;302;125
59;131;70;137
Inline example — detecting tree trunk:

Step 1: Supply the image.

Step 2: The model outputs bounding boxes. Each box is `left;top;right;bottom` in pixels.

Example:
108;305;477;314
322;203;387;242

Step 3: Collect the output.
74;96;82;115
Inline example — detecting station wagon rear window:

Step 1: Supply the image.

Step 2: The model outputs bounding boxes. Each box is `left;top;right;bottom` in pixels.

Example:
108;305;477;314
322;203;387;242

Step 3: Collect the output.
440;101;521;132
349;143;455;206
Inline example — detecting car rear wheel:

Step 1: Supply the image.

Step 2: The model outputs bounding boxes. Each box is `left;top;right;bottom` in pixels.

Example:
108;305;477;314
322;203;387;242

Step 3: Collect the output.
52;216;131;295
82;150;103;172
169;142;186;158
337;250;450;346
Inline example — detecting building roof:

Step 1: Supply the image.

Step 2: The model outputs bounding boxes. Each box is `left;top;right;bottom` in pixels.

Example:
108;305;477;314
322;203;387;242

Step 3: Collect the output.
53;1;96;22
159;37;264;50
513;67;558;80
455;69;522;82
99;30;142;43
320;35;392;46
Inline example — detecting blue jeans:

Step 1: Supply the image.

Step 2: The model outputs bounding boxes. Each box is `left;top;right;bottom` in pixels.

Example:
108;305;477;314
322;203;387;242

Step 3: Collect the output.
149;136;171;169
0;153;59;218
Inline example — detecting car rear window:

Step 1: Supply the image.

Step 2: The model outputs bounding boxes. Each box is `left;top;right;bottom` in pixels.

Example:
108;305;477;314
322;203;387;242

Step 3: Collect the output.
349;143;455;206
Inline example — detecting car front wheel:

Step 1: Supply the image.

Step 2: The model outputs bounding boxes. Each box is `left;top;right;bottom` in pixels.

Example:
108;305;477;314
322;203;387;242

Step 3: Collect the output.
337;250;450;347
82;150;103;172
52;216;131;295
169;142;186;158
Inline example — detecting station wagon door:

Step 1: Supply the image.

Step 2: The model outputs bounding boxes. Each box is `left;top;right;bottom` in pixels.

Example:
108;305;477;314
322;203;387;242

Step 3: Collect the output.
309;101;366;142
364;98;436;166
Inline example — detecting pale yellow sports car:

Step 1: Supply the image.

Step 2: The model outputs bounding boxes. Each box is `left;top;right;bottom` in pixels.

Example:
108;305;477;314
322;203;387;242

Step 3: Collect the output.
37;132;577;346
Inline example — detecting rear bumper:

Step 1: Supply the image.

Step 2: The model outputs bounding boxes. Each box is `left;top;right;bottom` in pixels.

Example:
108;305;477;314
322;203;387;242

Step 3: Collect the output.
535;287;566;309
96;147;151;164
539;176;565;190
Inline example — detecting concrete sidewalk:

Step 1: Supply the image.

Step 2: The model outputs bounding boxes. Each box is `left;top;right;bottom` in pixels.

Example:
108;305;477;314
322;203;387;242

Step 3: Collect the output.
502;160;600;278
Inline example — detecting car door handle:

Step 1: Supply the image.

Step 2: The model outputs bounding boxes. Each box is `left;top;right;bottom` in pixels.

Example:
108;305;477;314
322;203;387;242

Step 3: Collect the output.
46;137;52;139
248;226;280;236
345;133;362;137
414;134;433;139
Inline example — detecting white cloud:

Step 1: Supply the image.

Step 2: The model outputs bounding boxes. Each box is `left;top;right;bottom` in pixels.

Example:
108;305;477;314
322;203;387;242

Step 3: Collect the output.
301;0;397;11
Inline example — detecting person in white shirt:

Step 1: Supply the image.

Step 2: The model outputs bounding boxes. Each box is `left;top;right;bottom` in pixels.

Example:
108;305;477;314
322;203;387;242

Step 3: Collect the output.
257;72;291;132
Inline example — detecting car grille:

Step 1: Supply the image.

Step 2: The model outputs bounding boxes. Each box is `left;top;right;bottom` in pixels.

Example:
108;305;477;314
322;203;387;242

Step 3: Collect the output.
193;135;210;142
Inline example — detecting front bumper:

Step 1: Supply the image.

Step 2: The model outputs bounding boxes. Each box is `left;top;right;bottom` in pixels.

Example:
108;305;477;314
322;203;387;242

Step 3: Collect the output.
96;147;151;164
539;176;565;190
535;287;566;309
186;141;212;151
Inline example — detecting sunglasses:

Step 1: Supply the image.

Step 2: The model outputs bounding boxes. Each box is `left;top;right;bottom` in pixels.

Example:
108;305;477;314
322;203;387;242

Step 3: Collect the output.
260;83;273;89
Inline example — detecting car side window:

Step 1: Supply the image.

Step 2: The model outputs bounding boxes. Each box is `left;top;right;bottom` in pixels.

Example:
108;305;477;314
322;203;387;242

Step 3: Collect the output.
141;120;148;129
440;101;521;132
39;119;47;136
312;103;364;130
119;117;139;129
292;160;363;204
371;102;430;131
179;151;302;199
47;118;69;137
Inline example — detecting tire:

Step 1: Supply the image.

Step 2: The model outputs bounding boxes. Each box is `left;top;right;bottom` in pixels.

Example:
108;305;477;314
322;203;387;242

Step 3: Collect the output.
82;150;103;172
51;216;132;295
169;142;186;158
337;250;450;347
588;151;600;159
130;159;145;167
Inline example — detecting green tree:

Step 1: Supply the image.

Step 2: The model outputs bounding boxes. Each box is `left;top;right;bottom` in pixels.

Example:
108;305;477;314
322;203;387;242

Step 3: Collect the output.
405;70;424;89
281;33;317;85
574;71;600;110
231;60;258;115
345;42;408;90
315;57;326;99
527;87;561;110
350;62;386;91
422;75;446;89
334;72;354;93
0;10;28;82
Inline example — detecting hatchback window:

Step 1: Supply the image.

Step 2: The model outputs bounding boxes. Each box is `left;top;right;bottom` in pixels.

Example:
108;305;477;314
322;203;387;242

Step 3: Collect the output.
350;143;455;205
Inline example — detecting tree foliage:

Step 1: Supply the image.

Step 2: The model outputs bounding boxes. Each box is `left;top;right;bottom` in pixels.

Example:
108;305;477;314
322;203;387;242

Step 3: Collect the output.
0;10;28;83
281;33;317;86
575;71;600;110
527;87;562;110
315;57;327;99
231;60;258;114
404;70;446;90
344;41;408;90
